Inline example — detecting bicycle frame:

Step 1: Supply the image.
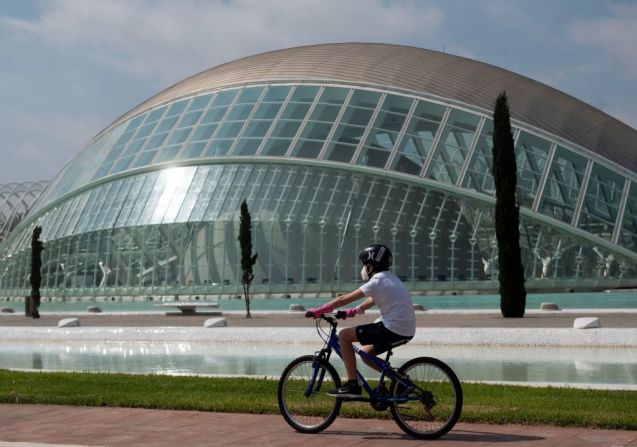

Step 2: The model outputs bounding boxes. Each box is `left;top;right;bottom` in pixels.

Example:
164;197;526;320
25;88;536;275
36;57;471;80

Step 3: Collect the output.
308;314;416;403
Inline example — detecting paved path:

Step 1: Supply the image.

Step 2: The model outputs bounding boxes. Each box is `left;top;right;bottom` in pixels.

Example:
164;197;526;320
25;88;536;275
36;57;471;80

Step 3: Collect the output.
0;404;636;447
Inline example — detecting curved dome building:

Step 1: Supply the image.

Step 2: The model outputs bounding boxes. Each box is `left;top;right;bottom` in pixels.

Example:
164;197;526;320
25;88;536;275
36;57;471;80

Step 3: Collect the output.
1;43;636;299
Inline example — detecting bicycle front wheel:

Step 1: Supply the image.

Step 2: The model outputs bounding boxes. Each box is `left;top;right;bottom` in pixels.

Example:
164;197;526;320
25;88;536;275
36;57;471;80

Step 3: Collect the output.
390;357;463;439
277;355;342;433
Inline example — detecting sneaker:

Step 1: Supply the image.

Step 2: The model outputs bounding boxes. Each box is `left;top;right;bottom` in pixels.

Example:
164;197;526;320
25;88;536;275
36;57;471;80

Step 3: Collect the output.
327;381;362;398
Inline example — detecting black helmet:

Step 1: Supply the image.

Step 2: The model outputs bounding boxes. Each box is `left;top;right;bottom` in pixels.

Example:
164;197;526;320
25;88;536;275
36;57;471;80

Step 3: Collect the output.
359;244;392;271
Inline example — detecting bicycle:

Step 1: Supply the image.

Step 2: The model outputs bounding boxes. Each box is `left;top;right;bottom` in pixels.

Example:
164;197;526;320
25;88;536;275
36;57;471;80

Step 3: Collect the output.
277;312;463;439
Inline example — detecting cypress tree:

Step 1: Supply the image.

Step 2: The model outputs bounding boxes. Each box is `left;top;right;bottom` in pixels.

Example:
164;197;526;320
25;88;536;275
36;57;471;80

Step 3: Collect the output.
30;226;44;319
238;200;257;318
492;92;526;317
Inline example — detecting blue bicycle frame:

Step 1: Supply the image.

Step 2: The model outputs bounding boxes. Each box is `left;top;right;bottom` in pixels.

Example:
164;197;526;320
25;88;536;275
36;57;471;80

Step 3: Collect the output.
307;314;417;403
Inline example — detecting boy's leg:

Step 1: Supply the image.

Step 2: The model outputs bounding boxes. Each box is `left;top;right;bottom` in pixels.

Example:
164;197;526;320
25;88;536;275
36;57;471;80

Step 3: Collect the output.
338;326;358;381
360;345;382;372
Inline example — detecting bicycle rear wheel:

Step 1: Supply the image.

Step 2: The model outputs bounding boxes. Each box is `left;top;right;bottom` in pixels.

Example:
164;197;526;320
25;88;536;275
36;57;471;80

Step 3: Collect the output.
277;355;342;433
390;357;463;439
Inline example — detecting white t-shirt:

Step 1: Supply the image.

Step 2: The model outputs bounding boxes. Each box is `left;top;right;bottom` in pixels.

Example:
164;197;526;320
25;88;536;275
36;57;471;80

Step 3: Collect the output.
359;270;416;337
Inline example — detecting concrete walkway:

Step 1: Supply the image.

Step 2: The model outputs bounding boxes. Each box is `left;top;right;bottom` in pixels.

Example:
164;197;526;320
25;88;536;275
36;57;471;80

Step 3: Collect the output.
0;404;636;447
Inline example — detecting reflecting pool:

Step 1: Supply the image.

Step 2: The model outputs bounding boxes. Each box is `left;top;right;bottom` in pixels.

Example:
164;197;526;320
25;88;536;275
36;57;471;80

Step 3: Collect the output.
2;340;635;389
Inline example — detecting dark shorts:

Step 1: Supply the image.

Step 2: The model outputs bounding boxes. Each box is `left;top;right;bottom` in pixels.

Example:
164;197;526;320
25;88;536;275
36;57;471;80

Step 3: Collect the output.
356;321;413;355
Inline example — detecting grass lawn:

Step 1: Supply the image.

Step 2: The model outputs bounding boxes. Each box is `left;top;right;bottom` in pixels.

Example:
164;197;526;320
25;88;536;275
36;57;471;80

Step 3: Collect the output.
1;370;635;430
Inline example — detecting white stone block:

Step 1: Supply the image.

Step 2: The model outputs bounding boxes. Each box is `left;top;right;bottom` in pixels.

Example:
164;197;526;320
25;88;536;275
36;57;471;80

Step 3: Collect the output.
573;317;601;329
540;302;561;311
58;318;80;328
203;318;227;328
288;304;305;312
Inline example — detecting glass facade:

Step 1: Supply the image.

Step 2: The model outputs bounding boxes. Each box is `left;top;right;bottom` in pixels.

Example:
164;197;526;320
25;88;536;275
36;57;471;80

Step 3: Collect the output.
1;82;636;298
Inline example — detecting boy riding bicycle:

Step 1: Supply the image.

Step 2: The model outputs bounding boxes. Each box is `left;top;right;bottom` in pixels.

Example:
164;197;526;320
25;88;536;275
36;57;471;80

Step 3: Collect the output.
305;244;416;398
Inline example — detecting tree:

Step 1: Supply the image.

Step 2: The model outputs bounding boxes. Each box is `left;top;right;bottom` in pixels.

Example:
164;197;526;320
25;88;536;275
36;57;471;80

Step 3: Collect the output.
29;226;44;319
492;92;526;318
238;200;257;318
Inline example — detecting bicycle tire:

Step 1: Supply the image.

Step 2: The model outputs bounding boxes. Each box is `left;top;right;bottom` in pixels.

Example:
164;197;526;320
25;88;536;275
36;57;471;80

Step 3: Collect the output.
390;356;463;439
278;355;342;433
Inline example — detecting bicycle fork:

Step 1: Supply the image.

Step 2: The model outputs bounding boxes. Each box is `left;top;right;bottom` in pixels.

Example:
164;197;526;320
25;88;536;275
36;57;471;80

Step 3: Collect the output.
305;349;331;397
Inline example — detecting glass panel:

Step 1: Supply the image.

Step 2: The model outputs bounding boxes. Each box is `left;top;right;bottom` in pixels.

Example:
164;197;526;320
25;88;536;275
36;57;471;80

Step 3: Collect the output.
310;103;340;122
188;93;214;111
355;95;411;169
331;124;365;145
235;86;264;104
201;106;229;124
324;142;357;163
190;123;217;142
280;103;310;120
340;107;373;126
156;145;182;163
515;131;552;208
262;85;291;102
175;166;209;222
462;120;495;194
226;103;256;121
425;108;479;185
167;127;193;145
290;85;319;103
126;114;146;132
110;156;134;174
297;121;332;141
135;122;157;139
243;120;272;138
289;88;347;159
145;132;168;149
204;166;238;220
390;101;445;176
156;115;179;133
215;121;243;139
210;89;238;106
166;100;189;117
260;139;291;157
619;181;637;251
233;138;262;156
114;175;147;228
130;150;158;169
188;167;223;221
319;87;349;105
103;144;126;164
178;142;207;160
291;140;324;159
270;120;302;139
206;140;233;157
178;110;203;127
253;102;282;120
578;163;625;239
121;139;145;157
152;167;196;224
146;105;168;123
538;146;587;223
348;90;380;108
382;94;412;114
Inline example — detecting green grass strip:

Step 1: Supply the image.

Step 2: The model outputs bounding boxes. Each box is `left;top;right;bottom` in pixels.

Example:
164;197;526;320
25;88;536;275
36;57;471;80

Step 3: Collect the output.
1;370;635;430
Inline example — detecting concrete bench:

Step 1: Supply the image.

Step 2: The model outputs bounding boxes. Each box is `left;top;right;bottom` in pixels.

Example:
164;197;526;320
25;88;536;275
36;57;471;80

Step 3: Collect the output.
155;302;221;316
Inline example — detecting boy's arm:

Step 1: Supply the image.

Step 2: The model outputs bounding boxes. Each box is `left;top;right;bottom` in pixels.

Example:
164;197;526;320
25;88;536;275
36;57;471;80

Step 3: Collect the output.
357;297;375;312
327;288;366;309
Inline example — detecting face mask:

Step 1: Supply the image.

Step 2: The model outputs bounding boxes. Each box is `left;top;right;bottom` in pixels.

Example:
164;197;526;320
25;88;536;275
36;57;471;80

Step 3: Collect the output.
361;266;370;281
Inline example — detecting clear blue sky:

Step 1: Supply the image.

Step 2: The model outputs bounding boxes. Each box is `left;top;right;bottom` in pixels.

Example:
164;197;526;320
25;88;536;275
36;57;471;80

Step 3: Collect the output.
1;0;635;183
